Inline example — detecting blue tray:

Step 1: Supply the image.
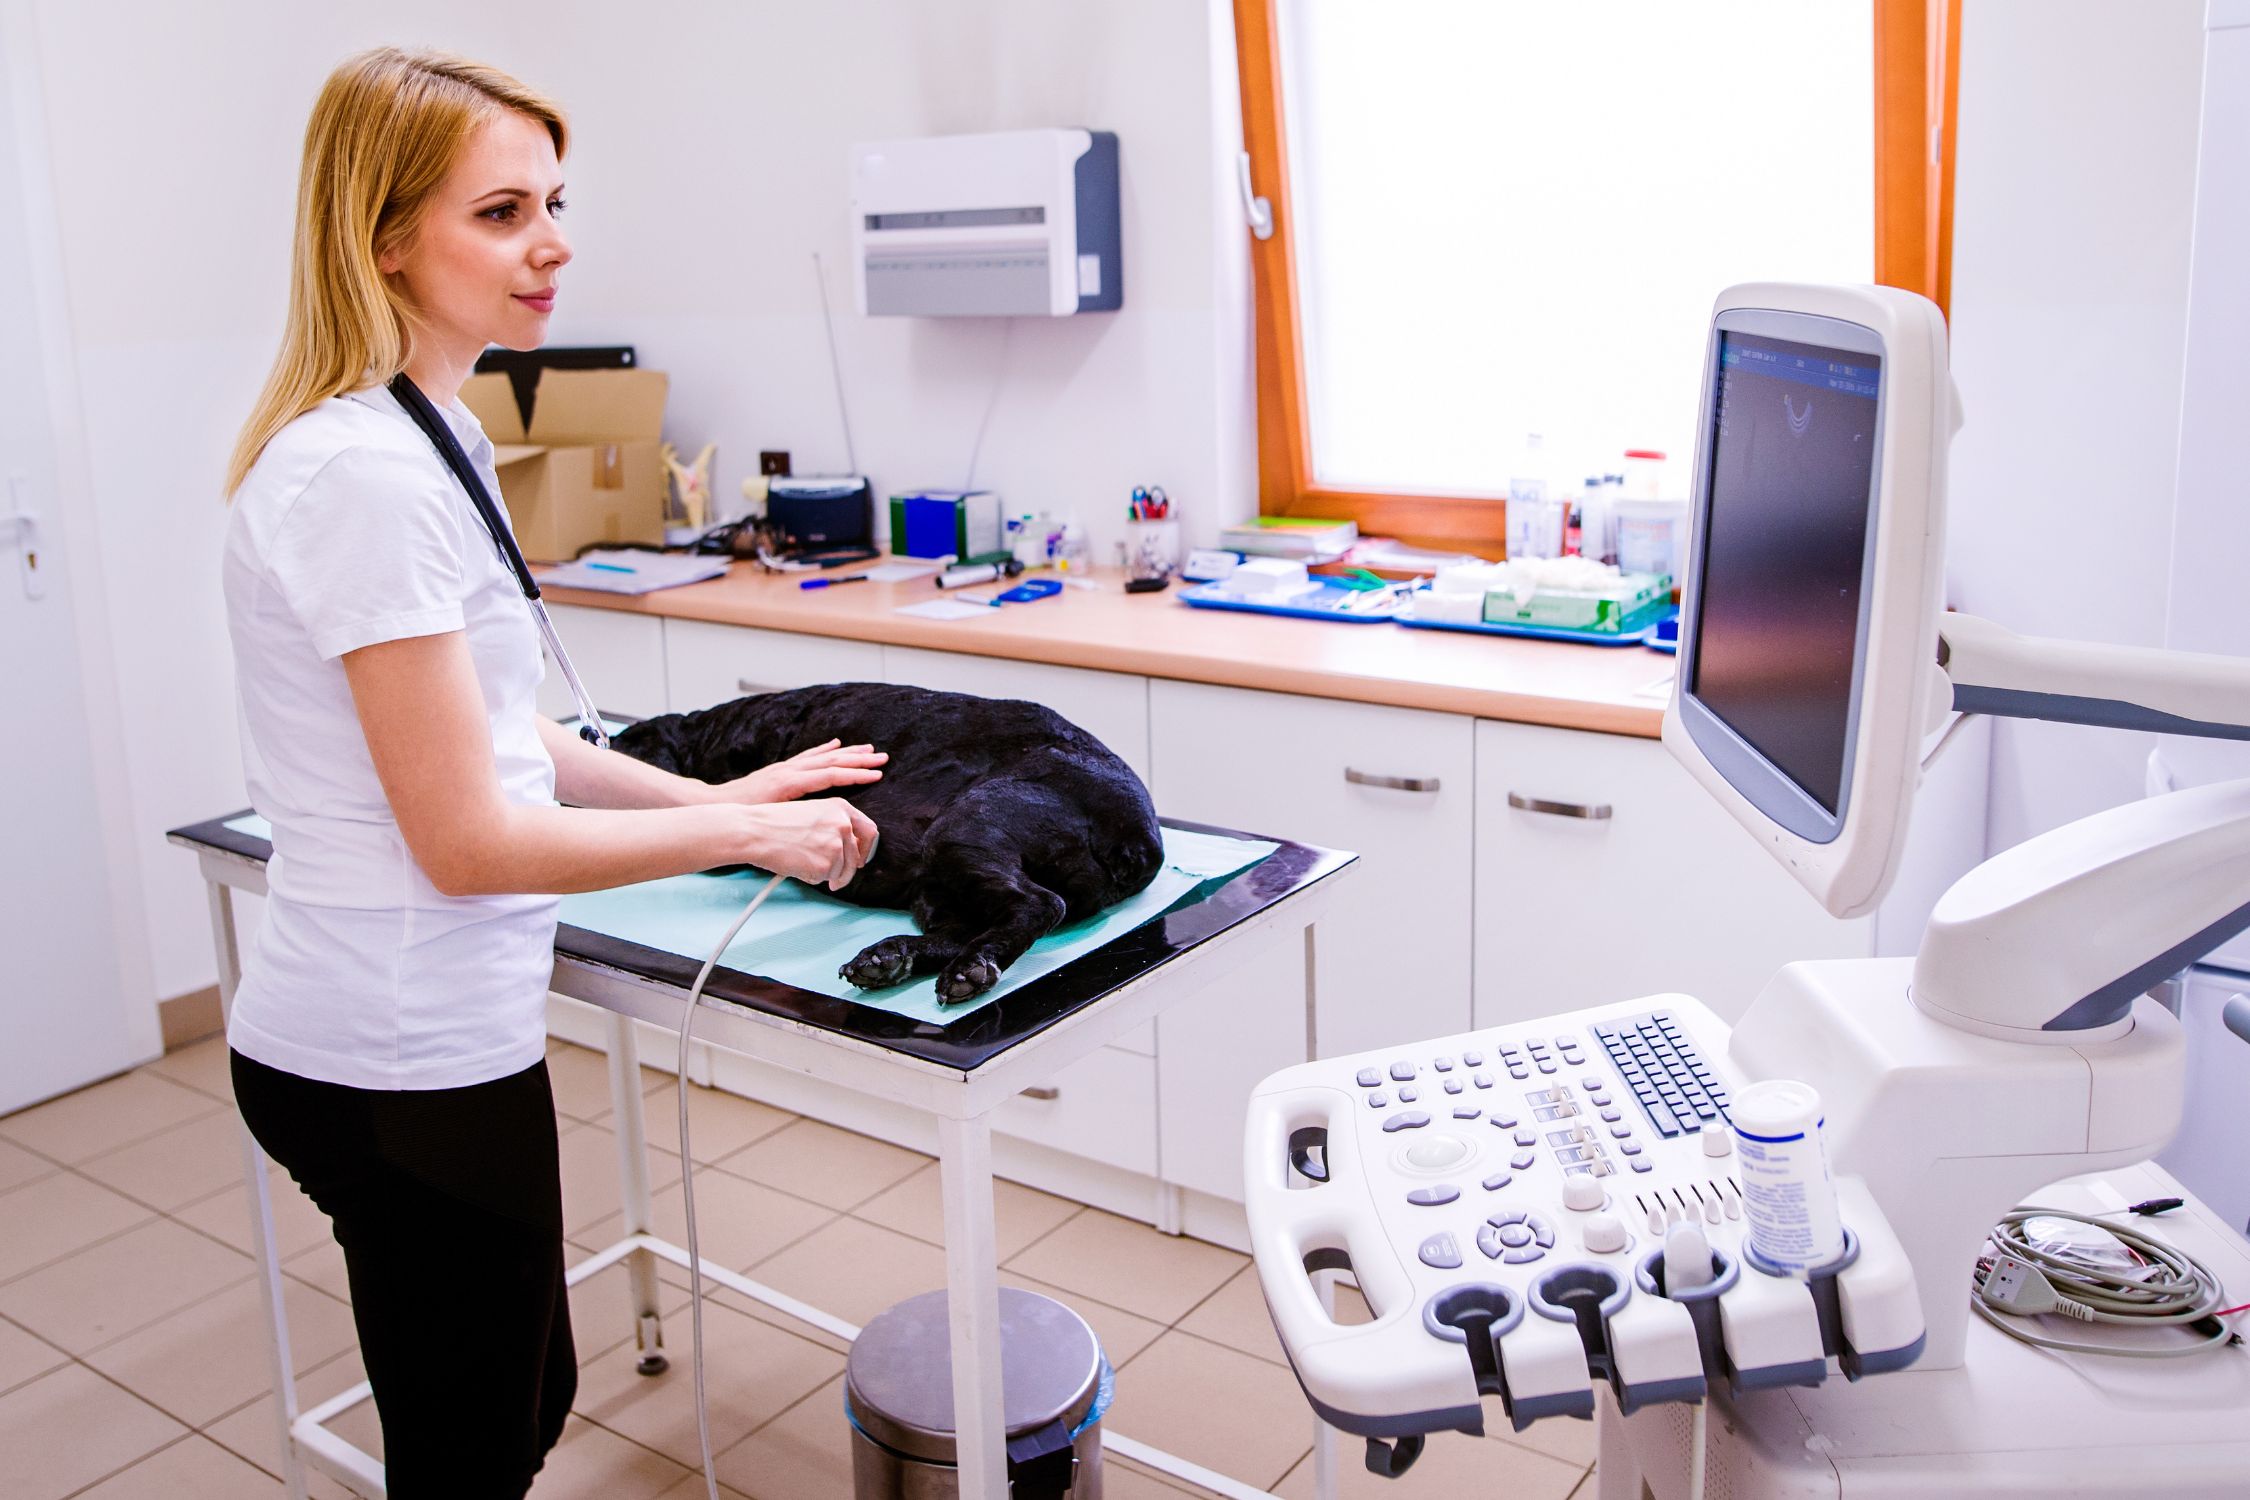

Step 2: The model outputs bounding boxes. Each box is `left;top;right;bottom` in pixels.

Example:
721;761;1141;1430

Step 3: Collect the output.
1178;577;1407;624
1645;612;1681;653
1396;602;1677;647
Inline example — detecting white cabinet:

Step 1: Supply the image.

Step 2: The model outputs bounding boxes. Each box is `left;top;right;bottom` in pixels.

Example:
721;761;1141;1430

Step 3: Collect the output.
1474;719;1869;1028
663;619;885;713
1148;681;1475;1203
991;1046;1158;1176
537;604;668;721
882;646;1152;785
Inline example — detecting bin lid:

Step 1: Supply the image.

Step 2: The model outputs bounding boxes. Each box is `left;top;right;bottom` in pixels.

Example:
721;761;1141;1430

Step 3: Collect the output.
845;1288;1103;1464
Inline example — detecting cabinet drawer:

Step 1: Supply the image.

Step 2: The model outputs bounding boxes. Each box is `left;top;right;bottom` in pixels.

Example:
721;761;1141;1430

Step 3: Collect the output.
883;646;1151;785
663;619;885;713
1150;680;1474;1059
1474;719;1869;1028
537;605;668;720
991;1045;1156;1176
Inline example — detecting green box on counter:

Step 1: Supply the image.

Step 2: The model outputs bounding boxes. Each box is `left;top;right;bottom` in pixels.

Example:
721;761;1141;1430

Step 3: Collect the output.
1482;572;1673;632
889;490;1007;563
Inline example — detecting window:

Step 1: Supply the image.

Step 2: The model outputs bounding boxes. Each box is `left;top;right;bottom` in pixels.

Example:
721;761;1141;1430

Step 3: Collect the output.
1235;0;1958;551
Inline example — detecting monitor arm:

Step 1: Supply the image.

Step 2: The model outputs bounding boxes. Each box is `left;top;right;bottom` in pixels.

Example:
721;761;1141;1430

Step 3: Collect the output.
1938;611;2250;739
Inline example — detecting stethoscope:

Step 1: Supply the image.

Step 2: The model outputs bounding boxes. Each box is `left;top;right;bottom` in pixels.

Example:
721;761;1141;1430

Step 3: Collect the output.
387;372;611;749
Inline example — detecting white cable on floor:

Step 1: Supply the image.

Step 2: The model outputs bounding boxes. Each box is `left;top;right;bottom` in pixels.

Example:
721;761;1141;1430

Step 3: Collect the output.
676;872;787;1500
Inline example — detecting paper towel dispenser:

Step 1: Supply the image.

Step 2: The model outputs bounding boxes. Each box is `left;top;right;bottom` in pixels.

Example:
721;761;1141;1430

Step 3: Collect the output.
850;128;1121;317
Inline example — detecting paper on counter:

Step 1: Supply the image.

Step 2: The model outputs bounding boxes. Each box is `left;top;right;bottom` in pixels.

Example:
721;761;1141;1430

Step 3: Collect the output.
864;560;942;582
894;598;995;622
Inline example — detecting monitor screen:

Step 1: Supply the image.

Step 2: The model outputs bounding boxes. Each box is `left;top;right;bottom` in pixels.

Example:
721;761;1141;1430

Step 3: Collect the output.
1686;330;1882;816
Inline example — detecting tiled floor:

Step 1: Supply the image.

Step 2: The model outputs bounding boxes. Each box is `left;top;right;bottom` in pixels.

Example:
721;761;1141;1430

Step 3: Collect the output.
0;1036;1599;1499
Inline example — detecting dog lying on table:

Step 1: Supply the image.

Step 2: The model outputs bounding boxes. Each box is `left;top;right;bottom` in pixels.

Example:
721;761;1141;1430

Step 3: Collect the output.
609;683;1165;1002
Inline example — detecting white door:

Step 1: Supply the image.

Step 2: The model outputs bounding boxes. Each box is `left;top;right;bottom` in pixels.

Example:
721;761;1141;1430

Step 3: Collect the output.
0;26;157;1110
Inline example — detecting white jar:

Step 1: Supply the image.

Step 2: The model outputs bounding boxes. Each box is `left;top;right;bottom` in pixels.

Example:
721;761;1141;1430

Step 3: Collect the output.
1615;497;1688;581
1730;1079;1847;1273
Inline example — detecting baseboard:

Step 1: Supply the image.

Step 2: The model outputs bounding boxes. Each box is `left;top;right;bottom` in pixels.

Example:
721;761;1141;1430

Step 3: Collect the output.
159;985;223;1050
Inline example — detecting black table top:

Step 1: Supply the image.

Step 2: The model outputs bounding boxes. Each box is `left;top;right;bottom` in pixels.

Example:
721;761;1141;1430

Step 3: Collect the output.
169;813;1354;1072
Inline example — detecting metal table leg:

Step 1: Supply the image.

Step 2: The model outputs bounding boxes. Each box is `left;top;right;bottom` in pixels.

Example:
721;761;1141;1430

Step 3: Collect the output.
938;1112;1008;1500
603;1013;669;1373
206;877;311;1500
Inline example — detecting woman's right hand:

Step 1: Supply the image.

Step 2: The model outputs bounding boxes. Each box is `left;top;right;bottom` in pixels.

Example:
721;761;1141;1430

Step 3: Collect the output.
728;799;879;890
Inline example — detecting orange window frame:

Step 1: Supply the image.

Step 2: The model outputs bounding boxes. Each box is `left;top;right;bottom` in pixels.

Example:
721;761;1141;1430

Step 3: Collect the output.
1233;0;1961;554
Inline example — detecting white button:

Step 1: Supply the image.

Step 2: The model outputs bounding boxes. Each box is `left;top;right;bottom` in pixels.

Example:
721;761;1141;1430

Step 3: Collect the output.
1582;1212;1628;1255
1561;1175;1606;1212
1701;1125;1733;1158
1404;1135;1473;1170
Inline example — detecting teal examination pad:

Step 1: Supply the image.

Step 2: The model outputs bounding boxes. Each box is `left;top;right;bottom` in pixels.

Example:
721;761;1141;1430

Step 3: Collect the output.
223;814;1279;1026
557;825;1278;1026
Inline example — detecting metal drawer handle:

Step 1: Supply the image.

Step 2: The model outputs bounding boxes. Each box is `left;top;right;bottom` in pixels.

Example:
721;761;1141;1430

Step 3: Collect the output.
1344;768;1441;793
1508;792;1613;821
1019;1086;1061;1101
736;678;778;695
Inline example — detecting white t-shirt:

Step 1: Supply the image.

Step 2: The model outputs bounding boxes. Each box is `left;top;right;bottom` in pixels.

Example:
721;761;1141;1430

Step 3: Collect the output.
222;385;559;1090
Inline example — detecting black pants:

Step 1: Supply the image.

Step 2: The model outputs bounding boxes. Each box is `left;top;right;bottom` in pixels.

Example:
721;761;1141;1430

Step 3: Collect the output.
232;1051;577;1498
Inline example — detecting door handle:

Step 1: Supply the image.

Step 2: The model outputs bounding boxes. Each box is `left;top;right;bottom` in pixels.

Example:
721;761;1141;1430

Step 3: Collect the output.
4;474;46;602
1344;768;1440;793
1019;1085;1060;1101
1507;792;1612;821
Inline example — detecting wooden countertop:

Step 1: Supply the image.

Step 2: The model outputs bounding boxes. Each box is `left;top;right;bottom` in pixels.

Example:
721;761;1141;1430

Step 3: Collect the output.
545;566;1672;737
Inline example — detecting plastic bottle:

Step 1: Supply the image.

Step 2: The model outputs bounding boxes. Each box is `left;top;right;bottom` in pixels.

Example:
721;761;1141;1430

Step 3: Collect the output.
1730;1079;1847;1272
1577;475;1615;565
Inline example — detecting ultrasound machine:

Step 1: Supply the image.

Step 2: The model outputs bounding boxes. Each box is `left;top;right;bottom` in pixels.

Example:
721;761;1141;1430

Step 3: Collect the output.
1243;283;2250;1498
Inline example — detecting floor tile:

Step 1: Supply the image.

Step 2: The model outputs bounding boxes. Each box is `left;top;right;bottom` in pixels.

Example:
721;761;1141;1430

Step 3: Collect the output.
713;1118;928;1212
567;1259;694;1369
0;1137;56;1193
0;1316;68;1395
1103;1330;1312;1489
550;1040;666;1123
172;1167;336;1261
77;1108;254;1213
743;1216;948;1331
0;1071;220;1164
0;1217;252;1354
994;1273;1166;1370
1103;1453;1214;1497
653;1472;753;1499
74;1432;285;1498
602;1082;795;1165
852;1162;1081;1262
1175;1264;1287;1365
0;1171;154;1284
532;1415;692;1498
282;1239;353;1303
1004;1209;1246;1325
712;1374;854;1500
142;1036;236;1105
1502;1406;1600;1468
202;1346;367;1484
577;1163;836;1275
560;1123;684;1236
1272;1427;1588;1499
573;1299;843;1470
0;1362;186;1500
84;1274;357;1428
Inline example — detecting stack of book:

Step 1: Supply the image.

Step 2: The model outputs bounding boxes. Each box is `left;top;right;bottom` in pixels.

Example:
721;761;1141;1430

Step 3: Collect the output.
1218;516;1358;562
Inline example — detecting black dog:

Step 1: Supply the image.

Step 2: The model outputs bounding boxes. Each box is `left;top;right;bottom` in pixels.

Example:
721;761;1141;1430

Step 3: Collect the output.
609;684;1165;1002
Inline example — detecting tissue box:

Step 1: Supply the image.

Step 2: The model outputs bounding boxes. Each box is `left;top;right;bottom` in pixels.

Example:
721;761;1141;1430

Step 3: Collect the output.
460;368;668;562
890;490;1004;563
1482;572;1672;631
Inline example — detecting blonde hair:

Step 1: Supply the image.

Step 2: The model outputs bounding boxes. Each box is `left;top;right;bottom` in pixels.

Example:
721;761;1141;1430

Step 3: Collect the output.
225;47;566;496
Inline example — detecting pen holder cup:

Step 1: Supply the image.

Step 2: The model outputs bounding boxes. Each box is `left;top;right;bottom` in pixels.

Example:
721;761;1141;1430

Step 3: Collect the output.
1127;519;1180;582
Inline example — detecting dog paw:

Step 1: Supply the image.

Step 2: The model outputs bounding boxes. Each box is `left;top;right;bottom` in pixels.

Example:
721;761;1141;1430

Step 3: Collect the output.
937;956;1001;1003
840;938;916;990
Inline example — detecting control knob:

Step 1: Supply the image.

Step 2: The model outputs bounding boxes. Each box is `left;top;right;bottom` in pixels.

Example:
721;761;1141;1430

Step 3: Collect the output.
1582;1212;1628;1255
1562;1175;1606;1212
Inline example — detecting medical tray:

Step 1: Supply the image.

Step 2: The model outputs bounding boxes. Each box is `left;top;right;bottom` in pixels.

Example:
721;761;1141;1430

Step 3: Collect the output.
1178;576;1409;623
1395;602;1676;647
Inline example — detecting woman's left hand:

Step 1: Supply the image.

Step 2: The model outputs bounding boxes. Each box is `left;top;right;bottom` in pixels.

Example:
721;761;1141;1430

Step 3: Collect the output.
714;740;887;805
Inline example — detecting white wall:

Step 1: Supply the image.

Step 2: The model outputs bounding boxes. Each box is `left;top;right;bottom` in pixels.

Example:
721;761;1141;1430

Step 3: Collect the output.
1945;0;2206;852
23;0;1256;1003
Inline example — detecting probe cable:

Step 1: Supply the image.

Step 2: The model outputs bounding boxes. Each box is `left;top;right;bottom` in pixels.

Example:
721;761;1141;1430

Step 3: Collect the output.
674;871;788;1500
1970;1204;2238;1359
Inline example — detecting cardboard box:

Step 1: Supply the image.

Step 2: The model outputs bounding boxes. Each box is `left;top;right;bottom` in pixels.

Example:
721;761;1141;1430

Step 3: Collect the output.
460;367;669;562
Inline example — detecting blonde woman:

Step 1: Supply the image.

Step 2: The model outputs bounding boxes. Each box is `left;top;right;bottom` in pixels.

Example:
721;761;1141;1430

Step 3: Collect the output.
221;49;881;1493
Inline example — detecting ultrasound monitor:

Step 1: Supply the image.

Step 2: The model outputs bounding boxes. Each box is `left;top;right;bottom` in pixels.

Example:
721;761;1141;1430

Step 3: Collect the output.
1662;284;1955;919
